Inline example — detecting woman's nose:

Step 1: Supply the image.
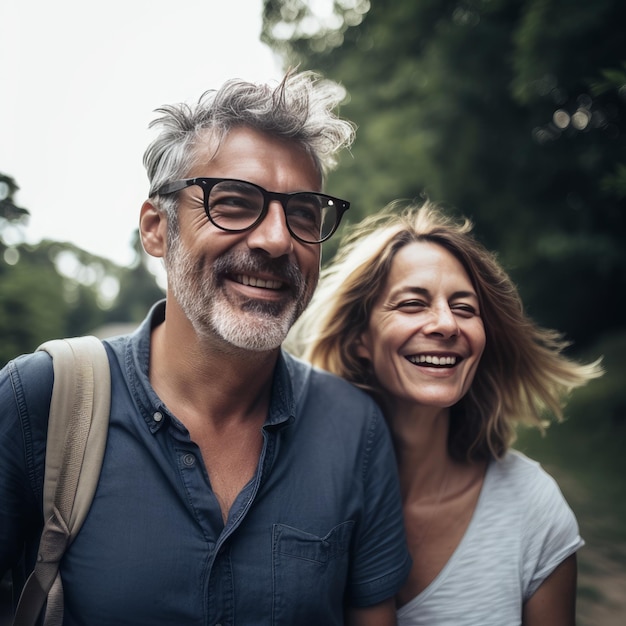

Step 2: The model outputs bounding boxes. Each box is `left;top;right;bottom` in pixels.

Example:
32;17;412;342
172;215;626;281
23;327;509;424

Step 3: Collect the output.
423;305;459;338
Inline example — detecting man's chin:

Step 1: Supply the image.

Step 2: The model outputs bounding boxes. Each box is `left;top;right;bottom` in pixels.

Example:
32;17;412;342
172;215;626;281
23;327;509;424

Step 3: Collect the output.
212;310;295;352
239;297;294;318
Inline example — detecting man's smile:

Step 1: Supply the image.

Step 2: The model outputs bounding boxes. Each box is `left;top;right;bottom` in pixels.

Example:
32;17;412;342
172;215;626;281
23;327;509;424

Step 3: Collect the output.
232;274;285;290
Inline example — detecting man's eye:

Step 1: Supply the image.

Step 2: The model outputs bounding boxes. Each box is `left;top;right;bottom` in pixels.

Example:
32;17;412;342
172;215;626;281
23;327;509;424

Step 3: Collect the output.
288;203;319;224
213;194;256;209
209;193;261;219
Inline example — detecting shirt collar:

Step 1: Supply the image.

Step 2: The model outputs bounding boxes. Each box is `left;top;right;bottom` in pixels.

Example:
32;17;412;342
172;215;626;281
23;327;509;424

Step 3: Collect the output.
123;300;309;432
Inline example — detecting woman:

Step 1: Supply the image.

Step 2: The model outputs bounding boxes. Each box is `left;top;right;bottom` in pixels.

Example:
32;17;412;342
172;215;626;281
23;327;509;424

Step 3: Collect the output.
289;201;603;625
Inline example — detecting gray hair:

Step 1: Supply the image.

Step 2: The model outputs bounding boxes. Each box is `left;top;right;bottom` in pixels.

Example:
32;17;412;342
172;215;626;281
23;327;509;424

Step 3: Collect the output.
144;70;355;221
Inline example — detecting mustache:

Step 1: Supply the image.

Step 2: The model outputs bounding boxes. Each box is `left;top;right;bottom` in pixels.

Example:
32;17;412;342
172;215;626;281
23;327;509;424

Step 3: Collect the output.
213;250;306;294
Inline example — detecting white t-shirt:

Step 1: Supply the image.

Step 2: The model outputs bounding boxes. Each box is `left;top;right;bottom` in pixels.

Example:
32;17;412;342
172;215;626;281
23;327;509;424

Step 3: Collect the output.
397;450;584;626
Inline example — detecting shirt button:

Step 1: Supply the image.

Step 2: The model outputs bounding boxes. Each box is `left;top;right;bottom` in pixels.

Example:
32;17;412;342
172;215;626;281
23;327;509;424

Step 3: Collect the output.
183;453;196;467
153;411;163;422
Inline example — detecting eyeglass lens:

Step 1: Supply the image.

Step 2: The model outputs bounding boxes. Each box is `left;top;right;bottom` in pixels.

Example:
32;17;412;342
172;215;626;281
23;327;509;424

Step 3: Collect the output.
207;180;338;243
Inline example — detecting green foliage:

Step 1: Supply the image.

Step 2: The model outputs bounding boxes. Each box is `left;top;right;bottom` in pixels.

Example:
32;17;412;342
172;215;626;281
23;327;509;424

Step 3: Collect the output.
0;255;66;364
0;173;29;225
0;175;165;367
511;0;624;104
0;241;109;365
106;231;165;323
262;0;626;347
0;236;165;366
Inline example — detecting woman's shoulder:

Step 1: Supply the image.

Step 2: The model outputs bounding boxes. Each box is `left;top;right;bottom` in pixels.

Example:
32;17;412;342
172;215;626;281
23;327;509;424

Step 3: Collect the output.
483;449;576;518
490;449;556;486
492;454;583;598
488;450;580;531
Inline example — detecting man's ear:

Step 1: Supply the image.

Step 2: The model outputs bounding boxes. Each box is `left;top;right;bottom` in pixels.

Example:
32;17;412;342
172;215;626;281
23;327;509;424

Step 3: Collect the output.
140;200;167;258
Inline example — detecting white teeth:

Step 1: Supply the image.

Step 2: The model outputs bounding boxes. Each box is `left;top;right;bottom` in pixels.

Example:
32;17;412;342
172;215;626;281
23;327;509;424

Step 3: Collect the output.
237;275;283;289
408;354;458;366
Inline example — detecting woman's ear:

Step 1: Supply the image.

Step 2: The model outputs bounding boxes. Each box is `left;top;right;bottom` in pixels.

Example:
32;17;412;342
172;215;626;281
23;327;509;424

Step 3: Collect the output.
140;200;167;258
355;332;372;361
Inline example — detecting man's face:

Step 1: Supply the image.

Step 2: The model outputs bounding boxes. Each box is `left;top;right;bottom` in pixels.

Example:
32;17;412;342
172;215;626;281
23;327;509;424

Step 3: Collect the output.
164;127;322;352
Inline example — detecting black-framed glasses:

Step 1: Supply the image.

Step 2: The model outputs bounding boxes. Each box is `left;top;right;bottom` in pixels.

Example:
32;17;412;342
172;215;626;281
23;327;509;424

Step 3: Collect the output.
151;177;350;244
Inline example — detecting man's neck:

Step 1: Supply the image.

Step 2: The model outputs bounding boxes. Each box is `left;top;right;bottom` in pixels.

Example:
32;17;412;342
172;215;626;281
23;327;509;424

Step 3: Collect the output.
148;307;280;429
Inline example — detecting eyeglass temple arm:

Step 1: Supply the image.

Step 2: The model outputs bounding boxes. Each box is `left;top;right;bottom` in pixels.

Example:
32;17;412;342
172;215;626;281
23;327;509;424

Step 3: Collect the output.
150;179;197;197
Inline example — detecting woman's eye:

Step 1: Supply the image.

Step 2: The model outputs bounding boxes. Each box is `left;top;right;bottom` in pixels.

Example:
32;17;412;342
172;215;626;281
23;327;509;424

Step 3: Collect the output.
397;300;426;310
452;304;478;317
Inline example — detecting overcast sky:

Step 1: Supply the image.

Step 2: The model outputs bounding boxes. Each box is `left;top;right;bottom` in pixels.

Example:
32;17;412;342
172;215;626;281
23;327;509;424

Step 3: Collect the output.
0;0;283;266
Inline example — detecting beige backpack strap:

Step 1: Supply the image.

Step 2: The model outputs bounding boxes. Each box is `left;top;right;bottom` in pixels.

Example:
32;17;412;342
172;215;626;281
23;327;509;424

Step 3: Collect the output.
13;336;110;626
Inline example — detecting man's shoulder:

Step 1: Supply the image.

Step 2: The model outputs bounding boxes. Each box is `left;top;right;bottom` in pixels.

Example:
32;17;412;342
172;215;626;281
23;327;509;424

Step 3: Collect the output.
0;350;54;465
282;350;372;398
2;349;54;388
281;350;381;427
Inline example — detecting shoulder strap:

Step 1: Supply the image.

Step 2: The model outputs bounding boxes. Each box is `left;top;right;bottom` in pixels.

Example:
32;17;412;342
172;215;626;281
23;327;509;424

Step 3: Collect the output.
13;336;111;626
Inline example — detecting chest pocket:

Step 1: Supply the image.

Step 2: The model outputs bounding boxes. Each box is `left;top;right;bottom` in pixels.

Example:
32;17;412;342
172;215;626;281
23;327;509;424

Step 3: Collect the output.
271;520;354;625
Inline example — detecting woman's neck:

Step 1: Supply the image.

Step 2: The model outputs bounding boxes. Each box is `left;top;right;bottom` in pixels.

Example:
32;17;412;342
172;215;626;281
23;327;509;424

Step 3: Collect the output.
387;405;453;501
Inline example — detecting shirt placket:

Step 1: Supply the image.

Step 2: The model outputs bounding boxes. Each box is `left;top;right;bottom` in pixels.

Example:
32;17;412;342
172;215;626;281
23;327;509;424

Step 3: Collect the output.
202;428;275;626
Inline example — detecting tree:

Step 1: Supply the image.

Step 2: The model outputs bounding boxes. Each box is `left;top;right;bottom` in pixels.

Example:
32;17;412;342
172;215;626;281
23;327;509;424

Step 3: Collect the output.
0;173;29;225
105;229;165;324
0;239;111;364
0;173;164;365
262;0;626;345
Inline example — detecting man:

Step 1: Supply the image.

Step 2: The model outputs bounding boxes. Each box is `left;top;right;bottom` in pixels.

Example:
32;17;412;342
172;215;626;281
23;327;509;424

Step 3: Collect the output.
1;71;410;625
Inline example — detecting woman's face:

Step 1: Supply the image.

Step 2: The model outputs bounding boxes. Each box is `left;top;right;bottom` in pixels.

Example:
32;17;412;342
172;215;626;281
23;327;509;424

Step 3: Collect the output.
358;241;486;413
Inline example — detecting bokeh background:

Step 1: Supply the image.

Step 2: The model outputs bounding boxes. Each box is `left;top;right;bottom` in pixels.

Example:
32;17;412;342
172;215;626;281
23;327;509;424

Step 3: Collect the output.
1;1;624;623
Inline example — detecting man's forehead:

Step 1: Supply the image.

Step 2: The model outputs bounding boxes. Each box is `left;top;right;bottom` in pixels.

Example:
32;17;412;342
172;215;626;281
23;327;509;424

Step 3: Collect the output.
189;126;322;188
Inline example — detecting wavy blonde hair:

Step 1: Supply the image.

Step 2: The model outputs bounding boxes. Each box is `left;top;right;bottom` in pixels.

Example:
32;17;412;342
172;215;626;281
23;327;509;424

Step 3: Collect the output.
289;201;603;461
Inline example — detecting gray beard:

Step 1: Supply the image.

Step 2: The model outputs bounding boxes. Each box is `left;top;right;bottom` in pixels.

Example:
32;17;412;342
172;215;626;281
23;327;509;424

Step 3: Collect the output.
165;238;312;352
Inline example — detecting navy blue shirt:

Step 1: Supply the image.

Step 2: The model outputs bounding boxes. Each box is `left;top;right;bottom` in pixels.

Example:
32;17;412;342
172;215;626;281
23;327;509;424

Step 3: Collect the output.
1;302;410;625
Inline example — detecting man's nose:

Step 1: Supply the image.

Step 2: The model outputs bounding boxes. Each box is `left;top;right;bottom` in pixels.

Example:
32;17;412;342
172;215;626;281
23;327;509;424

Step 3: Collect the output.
245;201;294;257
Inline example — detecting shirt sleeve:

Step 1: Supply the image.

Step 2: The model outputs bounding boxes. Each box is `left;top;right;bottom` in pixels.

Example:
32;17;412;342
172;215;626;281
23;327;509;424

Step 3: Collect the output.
346;404;412;607
520;462;584;600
